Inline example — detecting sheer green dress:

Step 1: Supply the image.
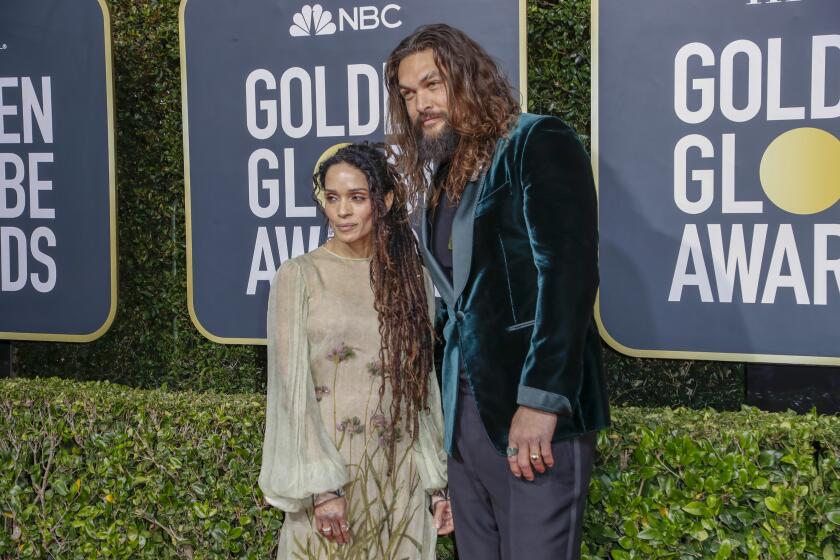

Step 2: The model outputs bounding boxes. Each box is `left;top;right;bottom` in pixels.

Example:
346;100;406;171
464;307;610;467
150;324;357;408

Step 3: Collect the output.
259;246;447;560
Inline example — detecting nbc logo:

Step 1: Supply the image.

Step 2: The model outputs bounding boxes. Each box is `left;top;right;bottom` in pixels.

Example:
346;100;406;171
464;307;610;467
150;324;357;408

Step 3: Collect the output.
290;3;402;37
290;4;336;37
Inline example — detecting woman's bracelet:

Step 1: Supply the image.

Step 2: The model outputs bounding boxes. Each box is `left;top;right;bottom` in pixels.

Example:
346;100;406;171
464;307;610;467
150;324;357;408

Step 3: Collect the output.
313;487;345;508
429;487;450;514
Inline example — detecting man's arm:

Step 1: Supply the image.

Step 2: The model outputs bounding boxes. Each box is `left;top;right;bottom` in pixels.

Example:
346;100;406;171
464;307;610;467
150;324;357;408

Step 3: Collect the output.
517;116;599;415
506;116;599;480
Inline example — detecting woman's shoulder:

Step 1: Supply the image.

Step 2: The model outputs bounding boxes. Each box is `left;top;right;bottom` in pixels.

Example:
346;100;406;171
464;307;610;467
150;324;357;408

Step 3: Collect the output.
272;246;339;285
272;250;315;286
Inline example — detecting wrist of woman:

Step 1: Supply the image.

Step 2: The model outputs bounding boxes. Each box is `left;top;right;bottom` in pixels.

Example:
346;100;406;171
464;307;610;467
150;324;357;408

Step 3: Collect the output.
313;487;345;508
429;487;450;514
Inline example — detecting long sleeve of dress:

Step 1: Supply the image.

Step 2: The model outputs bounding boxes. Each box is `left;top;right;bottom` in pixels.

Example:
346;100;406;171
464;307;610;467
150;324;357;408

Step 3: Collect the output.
412;270;448;494
259;259;349;512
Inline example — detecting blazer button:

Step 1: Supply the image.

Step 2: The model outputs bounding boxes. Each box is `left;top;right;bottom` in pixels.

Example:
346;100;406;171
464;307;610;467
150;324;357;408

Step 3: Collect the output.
456;311;465;321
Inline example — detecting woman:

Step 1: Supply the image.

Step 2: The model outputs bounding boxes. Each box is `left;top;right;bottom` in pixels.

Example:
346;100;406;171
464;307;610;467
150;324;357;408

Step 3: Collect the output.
259;143;452;559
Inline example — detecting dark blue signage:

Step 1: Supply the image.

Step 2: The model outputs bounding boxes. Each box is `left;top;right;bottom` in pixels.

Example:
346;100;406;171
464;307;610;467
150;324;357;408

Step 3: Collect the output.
0;0;117;342
181;0;525;342
595;0;840;364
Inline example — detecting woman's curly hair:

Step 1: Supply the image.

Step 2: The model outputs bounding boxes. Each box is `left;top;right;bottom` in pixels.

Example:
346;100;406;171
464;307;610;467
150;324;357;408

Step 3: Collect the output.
385;23;521;205
313;143;433;473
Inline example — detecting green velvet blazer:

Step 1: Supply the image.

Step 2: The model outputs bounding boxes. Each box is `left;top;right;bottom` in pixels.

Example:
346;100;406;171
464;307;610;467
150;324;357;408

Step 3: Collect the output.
419;113;611;456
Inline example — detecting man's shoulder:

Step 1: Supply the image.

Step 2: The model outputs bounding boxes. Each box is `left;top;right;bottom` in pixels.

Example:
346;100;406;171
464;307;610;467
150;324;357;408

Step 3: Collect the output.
498;113;582;158
508;113;573;139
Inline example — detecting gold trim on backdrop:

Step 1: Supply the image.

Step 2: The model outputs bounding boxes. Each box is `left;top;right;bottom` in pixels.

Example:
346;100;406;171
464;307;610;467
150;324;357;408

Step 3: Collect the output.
181;0;531;345
589;0;840;366
0;0;119;343
596;294;840;365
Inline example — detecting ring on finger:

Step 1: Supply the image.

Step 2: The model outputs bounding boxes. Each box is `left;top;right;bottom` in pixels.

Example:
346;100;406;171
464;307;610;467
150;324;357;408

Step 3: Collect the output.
530;452;541;462
506;446;519;457
321;526;332;533
340;523;349;530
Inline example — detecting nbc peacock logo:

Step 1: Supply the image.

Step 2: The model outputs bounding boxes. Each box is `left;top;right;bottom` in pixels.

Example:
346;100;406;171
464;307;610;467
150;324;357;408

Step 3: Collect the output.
289;4;337;37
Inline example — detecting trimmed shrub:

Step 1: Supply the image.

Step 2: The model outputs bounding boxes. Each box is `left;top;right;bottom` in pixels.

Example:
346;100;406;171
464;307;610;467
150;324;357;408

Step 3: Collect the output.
2;379;836;559
11;0;745;410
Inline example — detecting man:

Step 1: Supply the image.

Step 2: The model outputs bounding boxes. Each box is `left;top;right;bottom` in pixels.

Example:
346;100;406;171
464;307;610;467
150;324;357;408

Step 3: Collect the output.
385;24;611;559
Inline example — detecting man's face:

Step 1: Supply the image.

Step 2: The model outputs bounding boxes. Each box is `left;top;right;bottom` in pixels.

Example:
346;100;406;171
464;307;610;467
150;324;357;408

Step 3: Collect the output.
397;49;456;162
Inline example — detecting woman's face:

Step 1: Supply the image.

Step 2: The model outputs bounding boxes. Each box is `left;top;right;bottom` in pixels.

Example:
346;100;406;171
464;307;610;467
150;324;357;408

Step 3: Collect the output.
323;162;375;252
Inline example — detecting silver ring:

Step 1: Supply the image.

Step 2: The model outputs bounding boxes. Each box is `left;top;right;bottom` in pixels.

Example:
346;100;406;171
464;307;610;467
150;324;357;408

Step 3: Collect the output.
506;446;518;457
321;526;332;533
340;524;349;530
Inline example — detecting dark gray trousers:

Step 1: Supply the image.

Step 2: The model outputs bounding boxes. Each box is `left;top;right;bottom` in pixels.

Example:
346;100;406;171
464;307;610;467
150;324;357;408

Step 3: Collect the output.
448;385;596;560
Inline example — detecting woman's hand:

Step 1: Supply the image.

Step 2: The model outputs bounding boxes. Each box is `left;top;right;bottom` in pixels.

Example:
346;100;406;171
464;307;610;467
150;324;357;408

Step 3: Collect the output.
433;499;454;536
314;496;352;545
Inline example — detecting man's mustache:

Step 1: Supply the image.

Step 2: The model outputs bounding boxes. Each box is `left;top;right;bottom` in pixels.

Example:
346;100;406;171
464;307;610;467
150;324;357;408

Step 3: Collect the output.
414;112;448;128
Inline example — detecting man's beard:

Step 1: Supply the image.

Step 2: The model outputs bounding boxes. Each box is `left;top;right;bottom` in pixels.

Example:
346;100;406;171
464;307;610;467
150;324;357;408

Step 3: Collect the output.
413;114;459;165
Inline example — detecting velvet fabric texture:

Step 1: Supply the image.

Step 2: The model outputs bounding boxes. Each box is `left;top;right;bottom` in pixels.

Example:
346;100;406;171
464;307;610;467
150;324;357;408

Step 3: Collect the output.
420;113;611;455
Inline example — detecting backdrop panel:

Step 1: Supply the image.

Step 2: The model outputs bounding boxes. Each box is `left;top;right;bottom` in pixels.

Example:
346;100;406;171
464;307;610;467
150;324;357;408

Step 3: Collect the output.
0;0;117;342
181;0;526;343
594;0;840;364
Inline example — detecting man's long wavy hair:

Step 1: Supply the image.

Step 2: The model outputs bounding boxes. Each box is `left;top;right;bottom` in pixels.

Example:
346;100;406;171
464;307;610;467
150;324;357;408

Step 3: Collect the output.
385;24;521;205
313;143;433;474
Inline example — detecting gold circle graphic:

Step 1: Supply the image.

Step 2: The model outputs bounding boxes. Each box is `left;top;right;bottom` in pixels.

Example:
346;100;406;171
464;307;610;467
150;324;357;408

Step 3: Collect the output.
759;127;840;215
312;142;352;206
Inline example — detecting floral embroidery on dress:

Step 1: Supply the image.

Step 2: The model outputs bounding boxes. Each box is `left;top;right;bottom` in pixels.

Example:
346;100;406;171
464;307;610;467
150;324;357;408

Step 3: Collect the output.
327;342;356;441
337;416;365;435
326;343;356;364
366;360;383;377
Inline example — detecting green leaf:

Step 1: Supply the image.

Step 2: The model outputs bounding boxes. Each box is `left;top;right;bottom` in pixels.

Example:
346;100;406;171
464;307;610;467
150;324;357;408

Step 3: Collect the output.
192;502;208;519
824;543;835;560
751;477;769;490
764;496;786;514
599;526;619;541
682;502;707;516
714;539;734;560
52;479;69;497
639;466;658;479
827;511;840;526
637;528;661;541
690;528;709;542
759;450;781;468
622;520;638;538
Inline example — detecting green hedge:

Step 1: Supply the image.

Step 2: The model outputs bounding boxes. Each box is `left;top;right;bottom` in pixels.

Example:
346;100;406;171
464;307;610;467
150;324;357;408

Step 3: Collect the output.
2;379;836;559
13;0;744;410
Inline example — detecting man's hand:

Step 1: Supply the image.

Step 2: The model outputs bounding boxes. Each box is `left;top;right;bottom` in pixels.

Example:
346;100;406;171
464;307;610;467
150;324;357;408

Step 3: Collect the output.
507;405;558;481
433;499;455;535
314;496;351;545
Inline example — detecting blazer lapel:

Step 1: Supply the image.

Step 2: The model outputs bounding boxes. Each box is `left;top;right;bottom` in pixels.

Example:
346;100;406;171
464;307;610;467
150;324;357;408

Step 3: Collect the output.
451;175;483;303
419;197;455;308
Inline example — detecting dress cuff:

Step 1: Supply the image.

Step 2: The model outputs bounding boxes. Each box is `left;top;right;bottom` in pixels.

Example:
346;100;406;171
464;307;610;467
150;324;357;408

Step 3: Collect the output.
517;385;572;416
